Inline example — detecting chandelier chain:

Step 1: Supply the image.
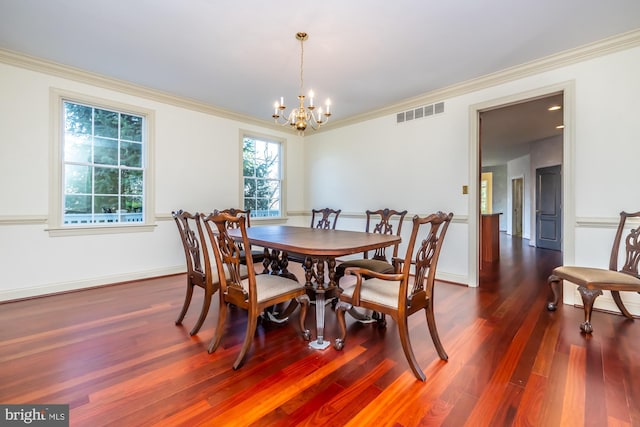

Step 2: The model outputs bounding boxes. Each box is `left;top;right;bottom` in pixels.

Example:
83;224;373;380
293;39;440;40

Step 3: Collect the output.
299;37;304;95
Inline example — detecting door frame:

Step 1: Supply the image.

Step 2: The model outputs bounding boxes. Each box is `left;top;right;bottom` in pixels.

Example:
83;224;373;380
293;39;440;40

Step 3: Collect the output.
467;81;575;287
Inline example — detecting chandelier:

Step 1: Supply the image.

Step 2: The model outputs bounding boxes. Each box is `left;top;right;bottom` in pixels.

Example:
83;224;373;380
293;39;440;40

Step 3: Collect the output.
272;32;332;135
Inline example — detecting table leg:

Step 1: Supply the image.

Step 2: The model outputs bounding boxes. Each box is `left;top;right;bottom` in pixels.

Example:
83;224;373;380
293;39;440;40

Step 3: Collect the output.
308;289;330;350
303;256;336;350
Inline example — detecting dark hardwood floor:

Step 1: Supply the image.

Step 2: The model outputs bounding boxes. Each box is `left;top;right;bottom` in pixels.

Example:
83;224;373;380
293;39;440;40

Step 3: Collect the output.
1;234;639;426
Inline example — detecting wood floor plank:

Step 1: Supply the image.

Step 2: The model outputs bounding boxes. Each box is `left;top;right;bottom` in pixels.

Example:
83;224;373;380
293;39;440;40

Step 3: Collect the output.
512;373;547;427
560;345;586;427
462;285;548;426
1;234;639;426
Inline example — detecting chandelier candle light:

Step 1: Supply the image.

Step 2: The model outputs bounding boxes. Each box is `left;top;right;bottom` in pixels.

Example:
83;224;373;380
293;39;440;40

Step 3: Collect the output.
272;32;332;135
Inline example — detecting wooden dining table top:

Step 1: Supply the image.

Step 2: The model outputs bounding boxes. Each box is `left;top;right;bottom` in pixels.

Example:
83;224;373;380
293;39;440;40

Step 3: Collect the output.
228;225;400;257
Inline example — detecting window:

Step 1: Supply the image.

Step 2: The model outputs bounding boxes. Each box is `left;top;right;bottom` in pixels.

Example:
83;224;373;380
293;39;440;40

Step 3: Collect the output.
242;135;283;218
49;89;155;235
481;172;493;214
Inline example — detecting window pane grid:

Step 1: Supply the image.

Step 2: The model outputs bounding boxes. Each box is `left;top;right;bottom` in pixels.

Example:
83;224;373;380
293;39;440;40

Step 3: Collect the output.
63;101;144;225
242;136;282;218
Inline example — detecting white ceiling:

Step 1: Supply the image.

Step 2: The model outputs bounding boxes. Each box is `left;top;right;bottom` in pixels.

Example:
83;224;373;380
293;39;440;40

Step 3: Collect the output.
481;93;564;166
1;0;639;163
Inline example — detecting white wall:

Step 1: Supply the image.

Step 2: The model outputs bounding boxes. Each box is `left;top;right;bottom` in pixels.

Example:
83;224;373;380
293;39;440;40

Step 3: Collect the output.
2;42;640;316
0;61;304;301
304;45;640;314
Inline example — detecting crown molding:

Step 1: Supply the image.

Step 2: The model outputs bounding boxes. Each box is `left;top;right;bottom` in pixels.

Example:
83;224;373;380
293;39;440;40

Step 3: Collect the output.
328;28;640;130
2;28;639;135
0;48;279;131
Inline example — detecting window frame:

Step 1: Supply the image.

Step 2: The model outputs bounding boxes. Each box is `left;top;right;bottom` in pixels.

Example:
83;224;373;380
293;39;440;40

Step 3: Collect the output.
240;131;286;220
48;88;156;236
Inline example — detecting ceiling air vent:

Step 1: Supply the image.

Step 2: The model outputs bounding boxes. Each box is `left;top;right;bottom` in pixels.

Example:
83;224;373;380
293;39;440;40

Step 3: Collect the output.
396;101;444;124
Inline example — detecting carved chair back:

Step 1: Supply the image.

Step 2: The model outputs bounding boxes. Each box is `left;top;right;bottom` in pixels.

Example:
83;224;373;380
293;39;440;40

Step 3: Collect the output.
311;208;341;229
200;212;256;306
610;211;640;278
404;212;453;306
364;208;408;261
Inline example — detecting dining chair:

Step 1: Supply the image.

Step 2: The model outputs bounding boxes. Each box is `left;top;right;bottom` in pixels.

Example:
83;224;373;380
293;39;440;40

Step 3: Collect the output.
288;207;343;265
214;208;265;265
335;208;408;282
547;210;640;333
201;211;311;370
334;212;454;381
311;207;341;229
171;210;219;336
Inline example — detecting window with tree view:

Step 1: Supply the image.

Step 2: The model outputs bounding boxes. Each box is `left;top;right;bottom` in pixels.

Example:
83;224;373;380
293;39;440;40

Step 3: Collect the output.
63;101;145;225
243;136;282;218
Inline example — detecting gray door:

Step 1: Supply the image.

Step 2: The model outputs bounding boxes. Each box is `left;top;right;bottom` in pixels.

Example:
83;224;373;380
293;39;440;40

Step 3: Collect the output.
536;165;561;250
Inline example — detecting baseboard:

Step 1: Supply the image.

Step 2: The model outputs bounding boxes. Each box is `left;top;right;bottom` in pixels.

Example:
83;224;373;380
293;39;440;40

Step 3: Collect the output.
436;272;468;286
0;266;185;303
564;284;640;317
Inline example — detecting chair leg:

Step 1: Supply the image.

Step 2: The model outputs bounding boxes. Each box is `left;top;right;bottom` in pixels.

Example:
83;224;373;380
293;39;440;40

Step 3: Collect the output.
397;315;426;381
577;286;603;334
297;295;311;341
376;312;387;328
207;298;227;354
175;283;194;326
333;301;350;350
425;301;448;361
547;275;562;311
233;311;259;370
611;290;634;319
189;288;212;336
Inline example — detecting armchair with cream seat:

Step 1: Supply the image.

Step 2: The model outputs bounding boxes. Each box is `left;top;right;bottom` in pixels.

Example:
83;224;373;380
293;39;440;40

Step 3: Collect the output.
334;212;453;381
200;211;311;370
547;210;640;333
334;208;408;321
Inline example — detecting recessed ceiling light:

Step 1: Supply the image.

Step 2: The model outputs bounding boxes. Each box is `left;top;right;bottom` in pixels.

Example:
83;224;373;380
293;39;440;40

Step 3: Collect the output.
556;124;564;129
548;105;562;111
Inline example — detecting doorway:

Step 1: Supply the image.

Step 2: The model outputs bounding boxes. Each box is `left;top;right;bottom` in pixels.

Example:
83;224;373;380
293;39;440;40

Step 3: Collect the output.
475;88;567;287
512;177;523;237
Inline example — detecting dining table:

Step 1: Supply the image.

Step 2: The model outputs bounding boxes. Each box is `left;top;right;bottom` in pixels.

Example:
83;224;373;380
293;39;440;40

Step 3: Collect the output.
229;225;401;350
